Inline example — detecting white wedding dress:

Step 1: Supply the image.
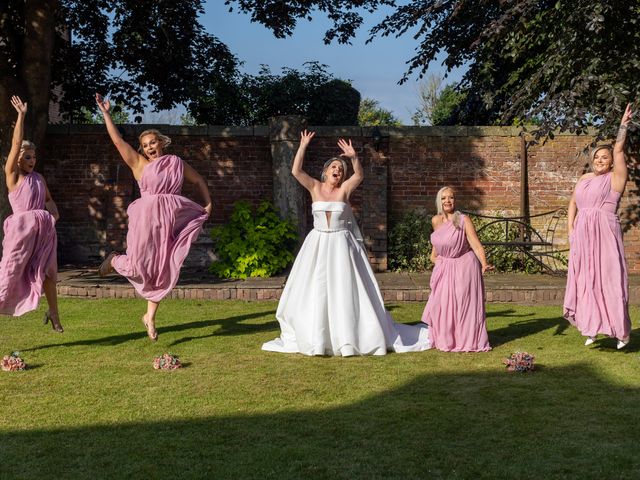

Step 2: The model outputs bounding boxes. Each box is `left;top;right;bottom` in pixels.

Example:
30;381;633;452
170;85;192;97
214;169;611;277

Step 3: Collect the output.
262;201;431;356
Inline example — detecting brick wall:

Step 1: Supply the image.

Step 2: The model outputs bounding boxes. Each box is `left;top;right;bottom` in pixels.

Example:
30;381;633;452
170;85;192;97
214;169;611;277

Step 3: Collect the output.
40;124;640;273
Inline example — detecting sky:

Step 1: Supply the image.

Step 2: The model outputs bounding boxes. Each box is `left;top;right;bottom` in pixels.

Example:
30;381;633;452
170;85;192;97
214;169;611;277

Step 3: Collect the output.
146;1;465;125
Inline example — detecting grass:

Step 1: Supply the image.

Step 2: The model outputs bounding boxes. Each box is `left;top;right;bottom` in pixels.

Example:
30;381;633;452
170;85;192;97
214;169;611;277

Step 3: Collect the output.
0;299;639;479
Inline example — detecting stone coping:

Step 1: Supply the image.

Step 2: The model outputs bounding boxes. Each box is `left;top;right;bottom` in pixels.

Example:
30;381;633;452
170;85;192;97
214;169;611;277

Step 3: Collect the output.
47;124;595;138
56;268;640;306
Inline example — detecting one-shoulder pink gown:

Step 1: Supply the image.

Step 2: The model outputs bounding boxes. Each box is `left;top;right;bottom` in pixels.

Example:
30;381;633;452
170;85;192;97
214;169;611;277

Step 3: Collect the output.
421;215;491;352
111;155;208;302
0;173;57;316
563;172;630;340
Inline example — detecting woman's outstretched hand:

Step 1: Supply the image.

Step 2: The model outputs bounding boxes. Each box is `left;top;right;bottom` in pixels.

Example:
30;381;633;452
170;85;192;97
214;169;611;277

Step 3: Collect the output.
300;129;315;148
95;93;111;115
621;103;634;126
337;138;356;158
10;96;27;115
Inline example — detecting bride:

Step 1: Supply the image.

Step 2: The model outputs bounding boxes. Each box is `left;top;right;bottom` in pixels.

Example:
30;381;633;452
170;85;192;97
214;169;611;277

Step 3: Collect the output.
262;130;430;356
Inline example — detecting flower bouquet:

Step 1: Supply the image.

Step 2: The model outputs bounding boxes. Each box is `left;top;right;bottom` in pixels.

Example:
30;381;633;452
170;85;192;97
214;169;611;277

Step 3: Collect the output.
2;352;26;372
503;352;535;372
153;353;182;371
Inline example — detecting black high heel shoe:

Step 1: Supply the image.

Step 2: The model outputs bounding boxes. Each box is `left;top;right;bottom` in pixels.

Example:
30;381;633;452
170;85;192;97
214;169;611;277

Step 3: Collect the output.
43;311;64;333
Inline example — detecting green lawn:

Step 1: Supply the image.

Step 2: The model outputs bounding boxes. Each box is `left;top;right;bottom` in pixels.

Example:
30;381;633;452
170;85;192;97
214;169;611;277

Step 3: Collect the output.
1;299;639;479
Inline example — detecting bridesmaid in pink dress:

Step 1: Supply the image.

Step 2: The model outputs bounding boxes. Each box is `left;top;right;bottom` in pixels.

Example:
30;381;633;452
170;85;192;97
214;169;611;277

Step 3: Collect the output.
95;94;212;341
421;187;492;352
564;104;634;349
0;96;63;332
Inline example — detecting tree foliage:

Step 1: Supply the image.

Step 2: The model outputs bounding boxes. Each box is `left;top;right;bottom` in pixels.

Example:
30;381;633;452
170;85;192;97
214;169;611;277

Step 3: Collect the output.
412;76;466;126
0;0;239;153
358;98;401;126
189;62;360;126
227;0;640;140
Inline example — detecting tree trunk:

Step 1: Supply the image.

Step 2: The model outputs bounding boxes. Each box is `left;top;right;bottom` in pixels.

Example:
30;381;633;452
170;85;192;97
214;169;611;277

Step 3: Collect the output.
269;115;308;240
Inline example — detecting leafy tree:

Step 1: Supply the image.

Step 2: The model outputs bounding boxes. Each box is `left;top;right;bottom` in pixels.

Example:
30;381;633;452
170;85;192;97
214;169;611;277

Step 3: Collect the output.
358;98;401;126
190;62;361;126
412;76;466;126
0;0;239;159
430;85;467;126
308;79;360;125
78;105;130;125
227;0;640;140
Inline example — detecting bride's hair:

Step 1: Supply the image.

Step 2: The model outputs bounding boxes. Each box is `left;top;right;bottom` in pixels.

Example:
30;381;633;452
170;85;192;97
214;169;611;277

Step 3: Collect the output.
321;156;349;184
435;186;461;229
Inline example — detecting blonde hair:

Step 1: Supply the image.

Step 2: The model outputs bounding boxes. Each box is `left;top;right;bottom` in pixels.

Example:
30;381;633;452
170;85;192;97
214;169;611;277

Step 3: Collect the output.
321;156;349;184
20;140;36;154
435;186;462;229
590;144;614;171
137;129;171;157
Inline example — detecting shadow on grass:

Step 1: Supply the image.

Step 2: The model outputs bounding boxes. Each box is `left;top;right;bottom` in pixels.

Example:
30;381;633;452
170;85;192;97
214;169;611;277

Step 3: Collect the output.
486;309;535;319
592;325;640;353
1;364;637;478
23;310;277;352
489;316;569;348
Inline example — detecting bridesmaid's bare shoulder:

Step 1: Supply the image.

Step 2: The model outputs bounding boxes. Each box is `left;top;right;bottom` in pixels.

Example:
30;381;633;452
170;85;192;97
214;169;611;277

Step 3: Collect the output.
431;215;443;229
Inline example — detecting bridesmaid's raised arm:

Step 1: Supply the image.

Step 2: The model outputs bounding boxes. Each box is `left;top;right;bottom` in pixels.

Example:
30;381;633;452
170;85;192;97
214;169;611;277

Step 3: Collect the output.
612;103;633;193
5;96;27;190
95;93;143;172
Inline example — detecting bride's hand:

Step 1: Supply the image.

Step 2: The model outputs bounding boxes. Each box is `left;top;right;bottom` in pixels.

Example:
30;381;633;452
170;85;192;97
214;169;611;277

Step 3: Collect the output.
337;138;356;158
95;93;111;115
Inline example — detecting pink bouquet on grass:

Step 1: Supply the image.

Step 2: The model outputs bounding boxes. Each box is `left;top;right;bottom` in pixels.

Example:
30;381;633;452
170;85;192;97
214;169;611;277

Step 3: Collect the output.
153;353;182;371
503;352;535;372
2;352;26;372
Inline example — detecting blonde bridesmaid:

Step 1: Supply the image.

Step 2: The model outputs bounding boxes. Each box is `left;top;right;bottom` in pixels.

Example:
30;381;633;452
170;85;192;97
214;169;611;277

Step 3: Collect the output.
0;96;62;332
421;187;492;352
95;94;211;341
564;104;634;349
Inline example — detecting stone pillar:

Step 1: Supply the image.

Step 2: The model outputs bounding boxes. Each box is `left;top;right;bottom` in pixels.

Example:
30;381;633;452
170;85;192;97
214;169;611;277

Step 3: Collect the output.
269;115;308;239
361;146;388;272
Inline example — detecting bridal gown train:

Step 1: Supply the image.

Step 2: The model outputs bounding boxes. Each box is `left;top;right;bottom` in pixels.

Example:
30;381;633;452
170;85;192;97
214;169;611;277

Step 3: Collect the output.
262;201;431;356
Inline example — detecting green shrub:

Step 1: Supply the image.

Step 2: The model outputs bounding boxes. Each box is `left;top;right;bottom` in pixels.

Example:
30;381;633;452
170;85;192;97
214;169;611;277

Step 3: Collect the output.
388;211;433;272
210;201;298;279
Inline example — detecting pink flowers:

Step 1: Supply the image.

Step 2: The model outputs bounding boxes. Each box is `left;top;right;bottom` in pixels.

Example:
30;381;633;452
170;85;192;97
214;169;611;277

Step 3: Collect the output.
153;353;182;371
503;352;535;372
2;352;26;372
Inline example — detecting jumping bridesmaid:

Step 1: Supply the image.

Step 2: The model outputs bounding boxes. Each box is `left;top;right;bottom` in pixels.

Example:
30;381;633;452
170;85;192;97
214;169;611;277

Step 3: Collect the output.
421;186;492;352
0;96;63;332
564;103;634;349
95;94;211;341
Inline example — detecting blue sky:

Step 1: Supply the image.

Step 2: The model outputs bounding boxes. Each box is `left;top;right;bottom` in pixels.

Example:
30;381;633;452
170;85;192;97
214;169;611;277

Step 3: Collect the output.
147;2;465;124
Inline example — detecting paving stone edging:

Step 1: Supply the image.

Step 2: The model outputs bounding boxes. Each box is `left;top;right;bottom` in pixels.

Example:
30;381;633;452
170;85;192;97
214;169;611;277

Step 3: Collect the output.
55;270;640;305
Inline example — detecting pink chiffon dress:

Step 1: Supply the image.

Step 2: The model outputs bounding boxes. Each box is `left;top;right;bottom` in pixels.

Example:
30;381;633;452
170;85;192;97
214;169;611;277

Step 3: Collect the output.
0;172;57;316
563;172;630;340
421;214;491;352
111;155;208;302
